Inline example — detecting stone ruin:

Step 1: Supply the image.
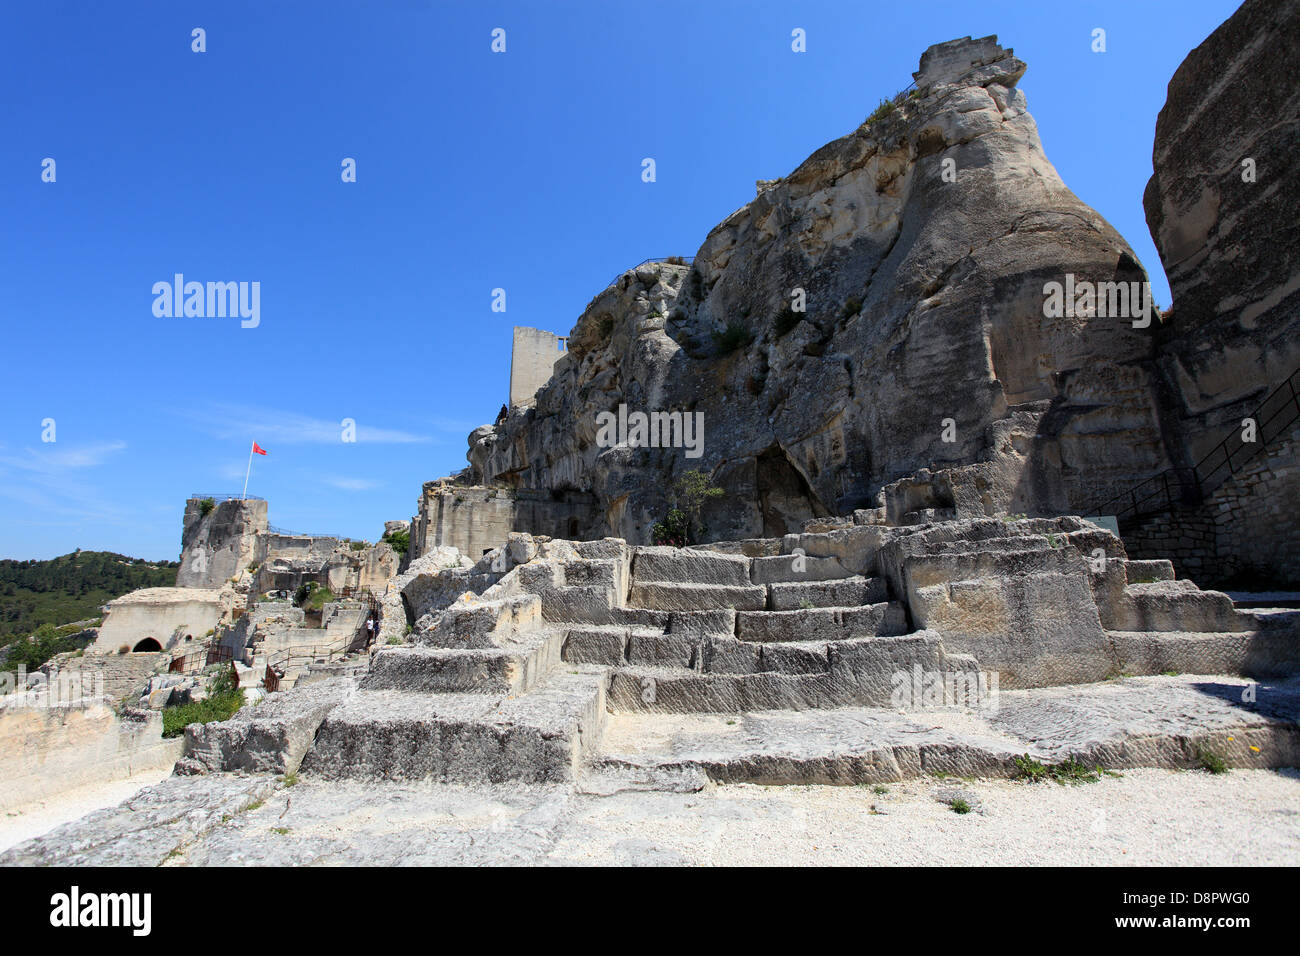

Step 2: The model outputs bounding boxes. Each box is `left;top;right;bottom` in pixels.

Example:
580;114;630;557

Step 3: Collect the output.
177;518;1300;785
174;10;1300;788
19;5;1300;804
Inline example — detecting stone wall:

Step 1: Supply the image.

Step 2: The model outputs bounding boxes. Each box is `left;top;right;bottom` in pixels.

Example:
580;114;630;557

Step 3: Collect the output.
409;484;599;561
509;326;568;407
89;588;231;655
0;696;180;810
37;652;166;700
254;535;398;595
1125;430;1300;587
1123;510;1218;584
1210;430;1300;585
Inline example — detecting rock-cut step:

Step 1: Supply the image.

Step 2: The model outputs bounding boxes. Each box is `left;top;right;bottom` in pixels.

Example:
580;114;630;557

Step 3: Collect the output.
588;674;1300;786
299;667;608;784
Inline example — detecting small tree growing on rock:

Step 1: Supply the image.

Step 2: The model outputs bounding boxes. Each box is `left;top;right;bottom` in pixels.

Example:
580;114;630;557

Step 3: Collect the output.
652;469;724;546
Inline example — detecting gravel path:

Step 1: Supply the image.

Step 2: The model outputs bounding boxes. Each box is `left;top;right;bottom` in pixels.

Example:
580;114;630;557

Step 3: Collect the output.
6;766;1296;865
0;766;174;855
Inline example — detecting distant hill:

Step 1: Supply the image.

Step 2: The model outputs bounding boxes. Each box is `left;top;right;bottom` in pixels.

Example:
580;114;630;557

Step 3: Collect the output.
0;551;179;648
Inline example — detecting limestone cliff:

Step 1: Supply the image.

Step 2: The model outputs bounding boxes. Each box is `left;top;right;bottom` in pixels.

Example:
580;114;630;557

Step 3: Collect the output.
464;37;1174;544
1143;0;1300;463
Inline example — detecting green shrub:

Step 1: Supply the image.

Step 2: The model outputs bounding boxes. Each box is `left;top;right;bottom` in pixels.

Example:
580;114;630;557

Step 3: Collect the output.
840;297;862;319
651;470;725;546
865;98;896;125
382;529;410;556
1012;753;1049;782
949;798;971;814
1199;750;1228;774
349;540;368;551
598;315;615;339
162;685;243;737
198;498;216;518
774;307;802;337
712;322;754;355
294;582;334;611
651;508;690;547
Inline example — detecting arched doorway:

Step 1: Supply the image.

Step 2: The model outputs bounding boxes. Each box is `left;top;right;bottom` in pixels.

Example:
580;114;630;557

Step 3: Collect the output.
133;637;162;652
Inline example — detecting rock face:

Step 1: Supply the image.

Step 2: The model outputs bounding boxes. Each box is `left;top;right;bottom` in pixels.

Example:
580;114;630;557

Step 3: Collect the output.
465;36;1172;544
1144;0;1300;465
177;498;267;588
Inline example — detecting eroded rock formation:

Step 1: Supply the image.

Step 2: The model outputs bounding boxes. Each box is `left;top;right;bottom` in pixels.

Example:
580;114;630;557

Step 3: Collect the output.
463;36;1174;544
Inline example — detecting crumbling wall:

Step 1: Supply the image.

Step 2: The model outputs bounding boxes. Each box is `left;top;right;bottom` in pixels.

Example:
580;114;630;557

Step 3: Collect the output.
177;497;267;588
409;483;599;560
0;698;180;810
509;326;568;407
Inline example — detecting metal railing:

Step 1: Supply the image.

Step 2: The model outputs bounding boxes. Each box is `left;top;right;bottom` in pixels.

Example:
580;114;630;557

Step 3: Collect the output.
190;493;265;503
261;590;380;692
1099;364;1300;528
266;524;351;541
608;256;694;288
168;642;234;675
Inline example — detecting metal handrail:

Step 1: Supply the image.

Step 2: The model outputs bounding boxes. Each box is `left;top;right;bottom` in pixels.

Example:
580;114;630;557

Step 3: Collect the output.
266;524;351;541
1099;365;1300;527
608;256;694;288
191;493;265;503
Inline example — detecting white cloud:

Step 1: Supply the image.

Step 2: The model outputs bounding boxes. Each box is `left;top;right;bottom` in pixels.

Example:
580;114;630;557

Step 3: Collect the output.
323;477;382;491
179;404;431;445
0;440;128;474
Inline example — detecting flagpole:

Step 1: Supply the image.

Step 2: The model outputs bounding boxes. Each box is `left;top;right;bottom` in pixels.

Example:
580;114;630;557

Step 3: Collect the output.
242;442;255;500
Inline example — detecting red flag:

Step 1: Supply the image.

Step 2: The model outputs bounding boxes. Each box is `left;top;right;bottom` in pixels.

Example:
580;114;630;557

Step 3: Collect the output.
252;442;268;456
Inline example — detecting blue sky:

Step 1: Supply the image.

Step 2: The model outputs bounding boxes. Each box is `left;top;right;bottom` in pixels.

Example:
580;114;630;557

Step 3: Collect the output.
0;0;1241;561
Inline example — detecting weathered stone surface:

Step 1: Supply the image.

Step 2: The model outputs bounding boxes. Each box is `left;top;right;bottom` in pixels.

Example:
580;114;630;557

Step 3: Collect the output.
461;36;1171;546
175;677;356;776
1135;0;1300;581
736;602;908;643
629;582;768;612
769;575;886;610
597;674;1300;784
1144;0;1300;454
301;669;608;784
0;774;277;867
632;548;751;586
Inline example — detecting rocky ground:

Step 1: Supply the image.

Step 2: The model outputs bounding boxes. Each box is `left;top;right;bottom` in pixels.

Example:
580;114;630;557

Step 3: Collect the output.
3;763;1296;866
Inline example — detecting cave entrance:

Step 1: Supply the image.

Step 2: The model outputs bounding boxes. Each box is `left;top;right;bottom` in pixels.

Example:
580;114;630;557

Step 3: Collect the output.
755;446;828;537
133;637;162;652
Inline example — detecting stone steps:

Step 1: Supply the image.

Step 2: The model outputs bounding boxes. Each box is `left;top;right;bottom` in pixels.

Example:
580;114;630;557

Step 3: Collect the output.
768;575;887;610
603;632;960;713
300;667;609;784
749;553;854;584
1120;581;1255;633
588;674;1300;786
364;627;565;695
736;602;908;642
627;582;768;612
631;547;751;586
